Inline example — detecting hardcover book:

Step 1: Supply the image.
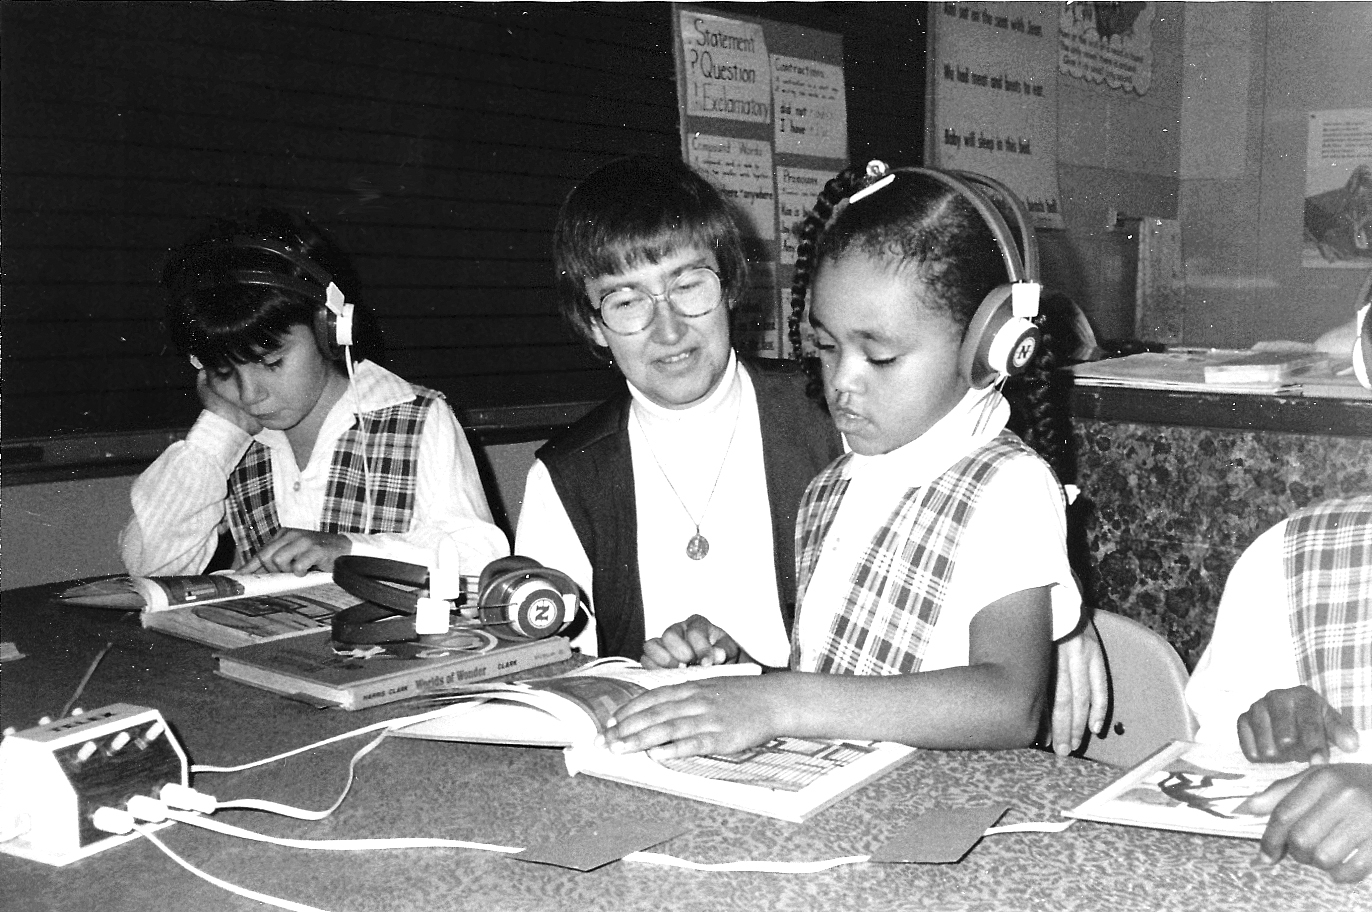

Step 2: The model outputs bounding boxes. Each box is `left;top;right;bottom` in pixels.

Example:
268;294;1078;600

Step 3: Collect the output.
214;627;571;711
1063;739;1372;839
392;658;916;822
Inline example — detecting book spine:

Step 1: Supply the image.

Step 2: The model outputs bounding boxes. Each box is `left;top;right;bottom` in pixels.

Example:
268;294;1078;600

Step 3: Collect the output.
345;638;570;710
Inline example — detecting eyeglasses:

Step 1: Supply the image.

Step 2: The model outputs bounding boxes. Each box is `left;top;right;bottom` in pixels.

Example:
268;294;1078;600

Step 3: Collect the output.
595;267;723;335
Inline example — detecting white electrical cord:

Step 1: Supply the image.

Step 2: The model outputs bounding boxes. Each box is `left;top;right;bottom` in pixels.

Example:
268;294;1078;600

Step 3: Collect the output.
171;700;1075;884
341;349;374;533
189;705;459;775
133;823;331;912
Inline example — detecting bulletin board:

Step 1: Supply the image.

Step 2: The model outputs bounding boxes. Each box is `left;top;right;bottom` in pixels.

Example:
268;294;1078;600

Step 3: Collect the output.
925;2;1063;229
673;5;849;358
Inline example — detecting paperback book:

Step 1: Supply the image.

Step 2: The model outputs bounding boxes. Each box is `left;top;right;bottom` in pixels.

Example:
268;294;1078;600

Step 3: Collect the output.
392;658;916;822
1064;739;1372;839
61;571;361;650
60;571;478;651
215;627;572;711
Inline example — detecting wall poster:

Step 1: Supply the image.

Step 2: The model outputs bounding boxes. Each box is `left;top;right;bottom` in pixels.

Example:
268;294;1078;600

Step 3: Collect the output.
1302;108;1372;269
927;2;1063;229
674;6;848;358
1058;1;1155;96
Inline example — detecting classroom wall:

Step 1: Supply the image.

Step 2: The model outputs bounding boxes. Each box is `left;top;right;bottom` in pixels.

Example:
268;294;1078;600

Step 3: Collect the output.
1046;2;1185;344
1178;2;1372;348
7;4;1370;590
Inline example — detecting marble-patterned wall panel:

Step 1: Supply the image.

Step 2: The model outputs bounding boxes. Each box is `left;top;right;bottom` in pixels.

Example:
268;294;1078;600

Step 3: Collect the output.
1071;420;1372;668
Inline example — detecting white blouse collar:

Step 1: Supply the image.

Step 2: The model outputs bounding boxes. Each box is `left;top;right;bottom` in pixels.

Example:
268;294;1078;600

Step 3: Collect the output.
843;386;1009;487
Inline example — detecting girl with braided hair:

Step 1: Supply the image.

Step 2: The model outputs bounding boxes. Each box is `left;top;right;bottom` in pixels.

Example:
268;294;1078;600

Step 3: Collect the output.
604;162;1097;758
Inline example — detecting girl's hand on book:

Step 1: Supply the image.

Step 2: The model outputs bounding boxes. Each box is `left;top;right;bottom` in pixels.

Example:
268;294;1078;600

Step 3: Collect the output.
602;676;784;760
641;614;744;669
1238;686;1360;764
1238;763;1372;884
240;528;352;575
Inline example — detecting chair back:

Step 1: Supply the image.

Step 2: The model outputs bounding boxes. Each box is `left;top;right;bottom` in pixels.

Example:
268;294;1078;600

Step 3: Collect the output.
1078;610;1194;768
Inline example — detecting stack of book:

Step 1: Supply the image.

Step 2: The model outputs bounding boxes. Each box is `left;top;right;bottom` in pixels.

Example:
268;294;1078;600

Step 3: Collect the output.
1070;348;1331;395
61;570;570;710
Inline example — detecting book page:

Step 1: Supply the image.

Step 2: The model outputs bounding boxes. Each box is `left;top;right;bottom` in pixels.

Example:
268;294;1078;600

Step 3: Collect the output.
175;587;360;638
136;571;335;611
564;735;914;822
658;736;892;792
1065;739;1372;839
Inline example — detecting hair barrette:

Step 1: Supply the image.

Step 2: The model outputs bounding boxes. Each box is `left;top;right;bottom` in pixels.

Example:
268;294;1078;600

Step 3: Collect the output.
849;160;895;204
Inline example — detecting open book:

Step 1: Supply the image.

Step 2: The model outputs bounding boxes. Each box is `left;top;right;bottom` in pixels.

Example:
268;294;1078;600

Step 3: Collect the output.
60;571;364;650
1064;739;1372;839
392;657;916;822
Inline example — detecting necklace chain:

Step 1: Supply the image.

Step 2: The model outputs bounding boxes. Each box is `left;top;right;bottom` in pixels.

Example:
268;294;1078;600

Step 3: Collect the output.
632;399;742;560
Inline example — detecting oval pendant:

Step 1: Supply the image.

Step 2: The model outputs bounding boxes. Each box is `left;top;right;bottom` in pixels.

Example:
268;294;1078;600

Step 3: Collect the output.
686;533;710;561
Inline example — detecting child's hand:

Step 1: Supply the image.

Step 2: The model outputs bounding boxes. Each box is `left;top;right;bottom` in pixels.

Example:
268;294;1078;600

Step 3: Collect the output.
1236;763;1372;883
1238;685;1360;764
640;614;744;669
601;675;785;760
239;529;351;575
196;369;263;437
1049;622;1108;755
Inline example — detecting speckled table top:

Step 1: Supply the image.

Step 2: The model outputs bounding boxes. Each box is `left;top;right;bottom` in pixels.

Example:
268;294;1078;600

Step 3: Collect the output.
3;584;1366;912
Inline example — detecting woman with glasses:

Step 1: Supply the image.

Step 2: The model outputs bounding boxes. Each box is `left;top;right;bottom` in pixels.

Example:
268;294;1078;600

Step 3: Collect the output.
516;154;839;667
515;155;1103;753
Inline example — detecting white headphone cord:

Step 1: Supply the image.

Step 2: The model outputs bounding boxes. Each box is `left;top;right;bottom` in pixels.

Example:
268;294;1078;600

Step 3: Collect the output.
342;349;374;534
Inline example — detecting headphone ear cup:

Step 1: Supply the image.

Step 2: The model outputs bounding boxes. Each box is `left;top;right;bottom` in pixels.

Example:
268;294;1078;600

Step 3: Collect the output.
502;575;574;639
478;556;545;605
477;558;578;639
313;304;344;361
959;286;1042;388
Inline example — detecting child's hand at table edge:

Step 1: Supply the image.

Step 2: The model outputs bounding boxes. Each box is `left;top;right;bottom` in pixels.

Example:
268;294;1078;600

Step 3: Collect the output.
239;528;351;575
640;614;748;669
1238;685;1360;764
600;675;787;760
1049;621;1108;755
1236;763;1372;884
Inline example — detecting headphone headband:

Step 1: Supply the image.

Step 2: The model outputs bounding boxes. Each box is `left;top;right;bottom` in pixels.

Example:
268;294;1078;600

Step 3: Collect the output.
332;556;430;613
887;166;1032;285
949;171;1041;281
843;162;1044;388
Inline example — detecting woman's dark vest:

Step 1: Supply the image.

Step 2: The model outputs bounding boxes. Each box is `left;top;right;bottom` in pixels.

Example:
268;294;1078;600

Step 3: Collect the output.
536;359;841;659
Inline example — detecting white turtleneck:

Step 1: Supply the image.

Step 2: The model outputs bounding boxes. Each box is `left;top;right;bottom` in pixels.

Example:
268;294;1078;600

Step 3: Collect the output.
516;352;788;664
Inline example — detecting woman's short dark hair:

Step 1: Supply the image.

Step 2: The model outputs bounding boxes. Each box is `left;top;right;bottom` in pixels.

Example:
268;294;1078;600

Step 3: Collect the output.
552;155;748;351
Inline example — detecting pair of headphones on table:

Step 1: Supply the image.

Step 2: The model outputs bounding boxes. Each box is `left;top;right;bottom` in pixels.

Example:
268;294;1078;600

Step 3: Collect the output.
330;555;580;645
844;162;1044;390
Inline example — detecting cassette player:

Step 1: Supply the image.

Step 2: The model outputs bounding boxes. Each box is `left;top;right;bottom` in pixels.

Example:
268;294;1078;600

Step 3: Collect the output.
0;704;188;866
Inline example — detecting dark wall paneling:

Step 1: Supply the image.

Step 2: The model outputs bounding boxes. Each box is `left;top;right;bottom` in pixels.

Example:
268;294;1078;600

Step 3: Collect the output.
2;2;925;445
